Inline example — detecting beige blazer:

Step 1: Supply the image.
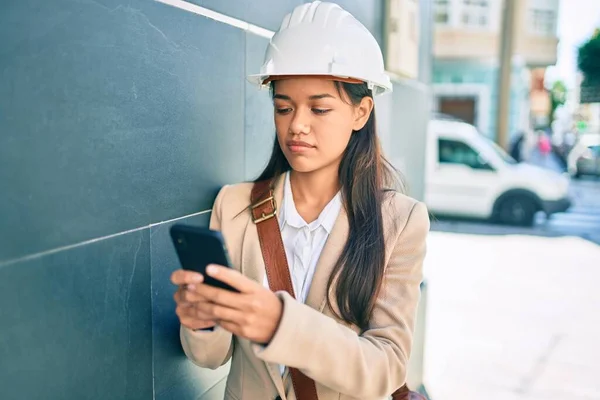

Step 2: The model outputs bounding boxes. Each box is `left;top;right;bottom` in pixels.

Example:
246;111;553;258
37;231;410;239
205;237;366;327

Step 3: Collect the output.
180;174;430;400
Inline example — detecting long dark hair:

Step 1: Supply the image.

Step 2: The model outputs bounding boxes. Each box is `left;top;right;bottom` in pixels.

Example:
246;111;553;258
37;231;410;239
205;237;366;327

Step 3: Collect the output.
255;81;404;330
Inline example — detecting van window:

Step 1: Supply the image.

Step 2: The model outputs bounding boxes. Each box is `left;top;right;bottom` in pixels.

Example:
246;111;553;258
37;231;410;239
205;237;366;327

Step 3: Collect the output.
483;136;518;165
438;139;494;170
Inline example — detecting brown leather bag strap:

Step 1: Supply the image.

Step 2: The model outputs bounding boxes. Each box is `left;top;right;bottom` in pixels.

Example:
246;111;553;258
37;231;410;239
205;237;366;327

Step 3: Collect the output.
392;386;428;400
250;180;424;400
251;180;319;400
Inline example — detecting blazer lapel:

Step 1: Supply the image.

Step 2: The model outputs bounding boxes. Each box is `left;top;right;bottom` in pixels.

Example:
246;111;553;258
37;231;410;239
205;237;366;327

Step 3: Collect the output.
305;206;349;312
239;174;285;282
239;173;349;397
240;174;287;399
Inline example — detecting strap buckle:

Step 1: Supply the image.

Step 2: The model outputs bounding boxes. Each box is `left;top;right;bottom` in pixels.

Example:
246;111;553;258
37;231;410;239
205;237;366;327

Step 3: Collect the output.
251;195;277;223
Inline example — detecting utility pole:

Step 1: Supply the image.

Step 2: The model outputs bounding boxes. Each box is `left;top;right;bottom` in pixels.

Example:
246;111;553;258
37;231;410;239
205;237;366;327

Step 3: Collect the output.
496;0;518;150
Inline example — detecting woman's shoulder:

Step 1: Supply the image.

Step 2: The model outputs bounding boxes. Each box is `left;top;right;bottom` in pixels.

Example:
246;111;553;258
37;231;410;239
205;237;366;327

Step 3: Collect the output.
219;181;255;199
216;175;285;214
214;181;255;215
382;190;430;233
383;190;424;214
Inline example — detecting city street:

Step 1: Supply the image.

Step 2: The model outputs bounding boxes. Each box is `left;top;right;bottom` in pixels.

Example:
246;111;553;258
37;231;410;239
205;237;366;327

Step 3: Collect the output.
430;176;600;245
423;176;600;400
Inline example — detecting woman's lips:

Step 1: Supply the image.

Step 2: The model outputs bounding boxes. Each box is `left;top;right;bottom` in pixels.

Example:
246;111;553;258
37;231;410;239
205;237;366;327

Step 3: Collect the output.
287;140;315;153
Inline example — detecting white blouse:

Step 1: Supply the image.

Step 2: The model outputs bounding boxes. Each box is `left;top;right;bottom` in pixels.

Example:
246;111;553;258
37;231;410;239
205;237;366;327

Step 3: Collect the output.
263;172;342;302
262;172;342;376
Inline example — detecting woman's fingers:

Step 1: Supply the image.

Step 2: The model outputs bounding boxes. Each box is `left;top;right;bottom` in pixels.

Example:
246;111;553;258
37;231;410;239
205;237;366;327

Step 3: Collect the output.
176;303;214;321
175;285;246;323
174;282;237;306
189;282;249;309
175;286;208;304
193;300;246;324
172;265;276;337
170;269;204;286
174;285;237;328
173;286;216;329
173;278;283;343
205;264;258;294
171;268;241;332
176;303;217;330
174;286;197;304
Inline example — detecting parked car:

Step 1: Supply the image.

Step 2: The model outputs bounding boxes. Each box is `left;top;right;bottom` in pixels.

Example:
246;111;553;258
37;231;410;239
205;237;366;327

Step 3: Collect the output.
567;134;600;178
425;117;572;226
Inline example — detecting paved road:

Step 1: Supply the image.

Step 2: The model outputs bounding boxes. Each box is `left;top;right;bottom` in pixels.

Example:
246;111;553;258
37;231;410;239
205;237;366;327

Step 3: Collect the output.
430;176;600;245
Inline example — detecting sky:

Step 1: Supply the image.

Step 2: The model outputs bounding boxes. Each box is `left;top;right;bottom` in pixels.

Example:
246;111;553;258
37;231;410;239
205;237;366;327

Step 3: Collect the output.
546;0;600;88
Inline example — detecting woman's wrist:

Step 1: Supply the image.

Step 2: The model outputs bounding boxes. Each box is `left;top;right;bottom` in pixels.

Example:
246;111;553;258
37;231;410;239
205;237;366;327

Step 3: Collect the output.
261;294;284;345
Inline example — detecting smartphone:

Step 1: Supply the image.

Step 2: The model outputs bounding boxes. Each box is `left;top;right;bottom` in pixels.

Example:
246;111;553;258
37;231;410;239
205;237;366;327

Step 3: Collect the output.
169;224;238;292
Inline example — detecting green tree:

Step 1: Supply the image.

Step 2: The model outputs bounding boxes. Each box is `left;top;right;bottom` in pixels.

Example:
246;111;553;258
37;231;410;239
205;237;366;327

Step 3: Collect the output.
578;28;600;83
578;29;600;102
548;80;567;125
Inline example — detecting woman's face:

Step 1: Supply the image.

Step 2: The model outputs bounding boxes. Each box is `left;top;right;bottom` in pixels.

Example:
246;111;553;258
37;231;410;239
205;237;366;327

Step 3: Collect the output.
273;77;373;174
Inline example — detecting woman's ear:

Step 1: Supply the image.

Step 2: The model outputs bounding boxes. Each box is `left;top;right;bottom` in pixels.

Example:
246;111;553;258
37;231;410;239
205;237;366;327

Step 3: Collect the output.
352;96;374;131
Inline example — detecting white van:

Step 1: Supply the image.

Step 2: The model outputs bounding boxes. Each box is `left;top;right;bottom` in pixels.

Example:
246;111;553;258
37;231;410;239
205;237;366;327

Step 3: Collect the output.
424;117;571;226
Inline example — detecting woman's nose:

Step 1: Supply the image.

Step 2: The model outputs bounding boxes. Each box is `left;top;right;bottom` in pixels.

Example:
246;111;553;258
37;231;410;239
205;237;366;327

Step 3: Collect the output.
289;108;311;135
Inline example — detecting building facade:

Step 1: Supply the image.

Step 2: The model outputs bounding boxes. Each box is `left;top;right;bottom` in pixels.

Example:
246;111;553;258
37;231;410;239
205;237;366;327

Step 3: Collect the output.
431;0;559;141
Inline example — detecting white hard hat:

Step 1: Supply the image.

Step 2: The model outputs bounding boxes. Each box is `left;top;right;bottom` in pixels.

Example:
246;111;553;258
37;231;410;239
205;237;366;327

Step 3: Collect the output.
247;1;392;95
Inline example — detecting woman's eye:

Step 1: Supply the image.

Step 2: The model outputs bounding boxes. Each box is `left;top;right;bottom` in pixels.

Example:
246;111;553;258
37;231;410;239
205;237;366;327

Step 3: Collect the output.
312;108;331;115
275;108;292;115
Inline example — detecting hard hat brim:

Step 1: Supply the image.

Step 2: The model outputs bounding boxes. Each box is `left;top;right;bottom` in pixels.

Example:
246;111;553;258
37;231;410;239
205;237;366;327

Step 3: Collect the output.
247;73;392;95
263;74;365;85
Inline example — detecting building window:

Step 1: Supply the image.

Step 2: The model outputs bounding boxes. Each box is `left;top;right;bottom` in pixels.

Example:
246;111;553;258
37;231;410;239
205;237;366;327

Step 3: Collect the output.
530;9;555;36
461;0;489;28
434;0;450;25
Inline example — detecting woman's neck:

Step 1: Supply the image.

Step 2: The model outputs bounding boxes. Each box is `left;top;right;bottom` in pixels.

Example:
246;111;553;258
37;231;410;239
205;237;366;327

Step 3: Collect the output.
289;167;340;220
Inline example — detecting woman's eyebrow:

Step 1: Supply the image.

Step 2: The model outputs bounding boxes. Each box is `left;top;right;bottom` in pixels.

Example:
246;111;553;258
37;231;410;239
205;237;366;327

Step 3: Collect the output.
273;93;336;100
309;94;335;100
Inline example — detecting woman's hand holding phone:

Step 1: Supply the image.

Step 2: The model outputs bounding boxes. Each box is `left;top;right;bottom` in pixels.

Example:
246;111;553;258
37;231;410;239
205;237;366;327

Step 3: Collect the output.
172;271;218;331
171;265;283;344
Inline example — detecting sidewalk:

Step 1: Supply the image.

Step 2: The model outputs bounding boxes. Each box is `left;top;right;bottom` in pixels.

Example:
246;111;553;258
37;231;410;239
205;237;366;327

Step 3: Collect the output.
422;232;600;400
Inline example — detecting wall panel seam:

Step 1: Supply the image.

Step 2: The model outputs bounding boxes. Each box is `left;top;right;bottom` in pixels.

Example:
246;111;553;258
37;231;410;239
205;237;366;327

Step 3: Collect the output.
0;209;212;269
155;0;275;39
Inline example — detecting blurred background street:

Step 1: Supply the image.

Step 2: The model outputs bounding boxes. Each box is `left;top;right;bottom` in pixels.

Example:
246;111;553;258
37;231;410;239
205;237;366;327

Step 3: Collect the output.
432;175;600;245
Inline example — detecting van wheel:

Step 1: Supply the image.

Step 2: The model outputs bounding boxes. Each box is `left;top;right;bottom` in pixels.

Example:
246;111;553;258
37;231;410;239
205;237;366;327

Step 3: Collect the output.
497;196;537;226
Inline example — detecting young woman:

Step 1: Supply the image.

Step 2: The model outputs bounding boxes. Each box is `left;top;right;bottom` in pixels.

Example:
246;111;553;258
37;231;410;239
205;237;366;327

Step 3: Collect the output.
171;2;429;399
